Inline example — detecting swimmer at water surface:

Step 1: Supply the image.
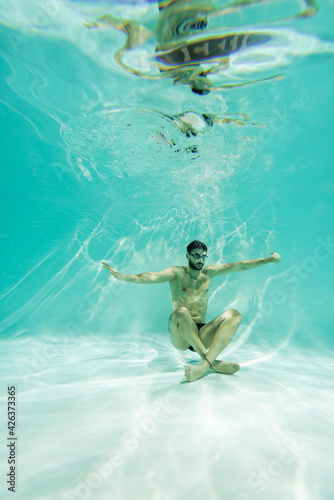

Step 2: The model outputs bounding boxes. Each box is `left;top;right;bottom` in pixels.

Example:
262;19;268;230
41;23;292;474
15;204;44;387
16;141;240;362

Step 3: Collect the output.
85;0;316;94
102;240;281;382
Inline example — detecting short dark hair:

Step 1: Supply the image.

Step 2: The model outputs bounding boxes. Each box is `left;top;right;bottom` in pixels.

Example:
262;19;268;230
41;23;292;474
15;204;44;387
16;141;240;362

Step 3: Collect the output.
187;240;208;254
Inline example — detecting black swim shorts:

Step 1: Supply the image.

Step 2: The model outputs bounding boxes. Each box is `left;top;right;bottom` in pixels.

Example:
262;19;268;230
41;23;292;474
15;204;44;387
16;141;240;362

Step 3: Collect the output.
188;323;206;351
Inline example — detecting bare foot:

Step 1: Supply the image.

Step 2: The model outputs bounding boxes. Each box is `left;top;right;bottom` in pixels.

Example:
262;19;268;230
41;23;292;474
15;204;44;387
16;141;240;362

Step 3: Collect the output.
211;360;240;375
185;359;210;382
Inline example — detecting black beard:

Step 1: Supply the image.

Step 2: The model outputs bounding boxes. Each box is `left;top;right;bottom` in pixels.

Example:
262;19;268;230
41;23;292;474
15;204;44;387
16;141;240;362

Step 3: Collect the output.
189;260;203;270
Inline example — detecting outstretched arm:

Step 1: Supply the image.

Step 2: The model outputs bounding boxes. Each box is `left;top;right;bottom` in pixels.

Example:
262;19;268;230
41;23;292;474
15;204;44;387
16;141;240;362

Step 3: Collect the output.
206;252;281;278
101;262;177;284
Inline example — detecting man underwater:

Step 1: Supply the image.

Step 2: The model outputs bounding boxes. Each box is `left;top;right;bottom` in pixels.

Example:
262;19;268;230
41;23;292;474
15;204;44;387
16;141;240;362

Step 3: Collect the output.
102;240;281;382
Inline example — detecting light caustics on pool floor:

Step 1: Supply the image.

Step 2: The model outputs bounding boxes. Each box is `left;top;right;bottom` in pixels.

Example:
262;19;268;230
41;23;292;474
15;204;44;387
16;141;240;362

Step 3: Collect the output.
0;334;333;500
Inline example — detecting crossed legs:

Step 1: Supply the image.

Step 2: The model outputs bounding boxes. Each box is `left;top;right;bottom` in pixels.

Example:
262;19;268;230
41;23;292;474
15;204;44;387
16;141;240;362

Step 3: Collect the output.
169;307;242;382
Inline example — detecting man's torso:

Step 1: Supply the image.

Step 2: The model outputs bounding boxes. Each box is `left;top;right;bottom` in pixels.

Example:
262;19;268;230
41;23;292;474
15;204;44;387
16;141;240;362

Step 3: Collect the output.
169;266;211;322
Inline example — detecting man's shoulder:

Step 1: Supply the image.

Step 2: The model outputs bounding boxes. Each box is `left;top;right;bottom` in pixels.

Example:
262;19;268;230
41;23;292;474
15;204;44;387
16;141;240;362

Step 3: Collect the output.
170;265;185;274
168;266;186;278
202;265;215;278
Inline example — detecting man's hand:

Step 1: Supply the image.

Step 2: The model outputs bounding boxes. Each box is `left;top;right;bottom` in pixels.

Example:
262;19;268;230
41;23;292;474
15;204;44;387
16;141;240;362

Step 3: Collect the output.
101;261;123;279
269;252;282;264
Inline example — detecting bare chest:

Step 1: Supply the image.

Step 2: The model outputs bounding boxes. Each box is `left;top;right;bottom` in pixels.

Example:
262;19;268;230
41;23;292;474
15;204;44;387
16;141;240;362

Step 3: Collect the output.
170;272;210;300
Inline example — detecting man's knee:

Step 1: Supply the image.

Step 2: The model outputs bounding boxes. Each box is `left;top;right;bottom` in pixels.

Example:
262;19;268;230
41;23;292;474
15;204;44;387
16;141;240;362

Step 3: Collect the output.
229;309;242;324
174;307;190;318
223;309;242;324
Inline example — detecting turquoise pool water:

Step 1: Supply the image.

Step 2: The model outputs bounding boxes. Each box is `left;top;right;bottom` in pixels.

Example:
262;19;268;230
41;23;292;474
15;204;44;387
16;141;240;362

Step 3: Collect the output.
0;1;333;499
